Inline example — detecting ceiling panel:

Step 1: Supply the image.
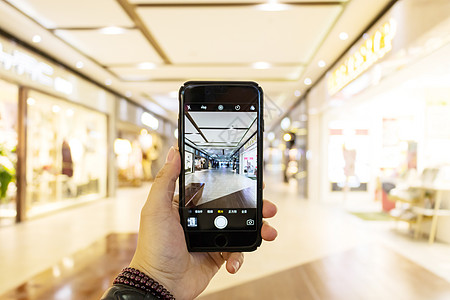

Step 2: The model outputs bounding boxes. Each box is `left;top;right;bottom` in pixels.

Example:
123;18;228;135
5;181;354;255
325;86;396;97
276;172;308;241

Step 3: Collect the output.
202;129;247;143
6;0;133;29
110;65;304;81
54;29;163;65
189;112;256;128
137;5;342;63
186;133;205;143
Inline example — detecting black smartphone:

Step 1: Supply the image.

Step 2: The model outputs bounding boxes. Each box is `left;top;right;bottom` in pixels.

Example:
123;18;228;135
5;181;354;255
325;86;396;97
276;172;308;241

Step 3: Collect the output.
178;81;263;252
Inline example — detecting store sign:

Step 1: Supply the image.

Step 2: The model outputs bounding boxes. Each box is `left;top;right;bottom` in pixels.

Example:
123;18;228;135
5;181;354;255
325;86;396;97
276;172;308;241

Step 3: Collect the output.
0;41;73;95
327;19;397;96
244;135;257;151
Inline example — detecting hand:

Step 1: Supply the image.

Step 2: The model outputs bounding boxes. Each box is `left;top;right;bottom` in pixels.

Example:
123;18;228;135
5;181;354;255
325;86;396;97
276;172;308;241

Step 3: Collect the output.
129;147;277;300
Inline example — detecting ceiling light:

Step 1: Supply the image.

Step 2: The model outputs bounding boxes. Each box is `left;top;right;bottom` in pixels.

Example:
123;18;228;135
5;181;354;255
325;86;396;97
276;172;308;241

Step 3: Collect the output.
99;26;126;35
252;62;271;69
318;60;326;68
339;32;349;40
294;90;301;97
138;62;156;69
281;117;291;131
141;112;159;130
125;91;132;97
304;78;312;85
257;1;291;11
27;97;36;106
105;79;112;86
32;35;41;43
283;133;293;142
75;61;84;69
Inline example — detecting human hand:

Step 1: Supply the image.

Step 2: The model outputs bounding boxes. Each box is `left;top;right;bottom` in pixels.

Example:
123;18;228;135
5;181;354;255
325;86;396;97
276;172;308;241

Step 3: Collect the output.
129;147;277;300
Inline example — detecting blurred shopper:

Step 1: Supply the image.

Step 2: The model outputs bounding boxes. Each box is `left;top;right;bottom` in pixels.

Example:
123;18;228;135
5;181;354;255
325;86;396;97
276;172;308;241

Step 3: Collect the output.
101;147;277;300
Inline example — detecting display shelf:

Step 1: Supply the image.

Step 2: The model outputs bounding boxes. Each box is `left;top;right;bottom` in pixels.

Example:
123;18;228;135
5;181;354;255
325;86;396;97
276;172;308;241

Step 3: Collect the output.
412;206;450;217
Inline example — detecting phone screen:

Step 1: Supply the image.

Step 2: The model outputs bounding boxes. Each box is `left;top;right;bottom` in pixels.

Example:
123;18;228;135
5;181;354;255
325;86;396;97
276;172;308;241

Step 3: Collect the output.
180;83;261;236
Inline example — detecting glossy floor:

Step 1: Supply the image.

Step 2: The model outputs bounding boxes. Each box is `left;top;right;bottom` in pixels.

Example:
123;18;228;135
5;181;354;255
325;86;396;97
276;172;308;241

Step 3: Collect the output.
0;173;450;299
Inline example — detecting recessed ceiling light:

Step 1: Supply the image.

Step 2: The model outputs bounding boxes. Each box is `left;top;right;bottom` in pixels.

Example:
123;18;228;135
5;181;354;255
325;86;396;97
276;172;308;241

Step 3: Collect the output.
99;26;126;35
138;62;156;69
304;78;312;85
252;62;271;69
257;0;291;11
32;35;41;43
27;98;36;106
125;91;132;97
294;90;301;97
339;32;349;40
105;79;112;86
75;61;84;69
318;60;326;68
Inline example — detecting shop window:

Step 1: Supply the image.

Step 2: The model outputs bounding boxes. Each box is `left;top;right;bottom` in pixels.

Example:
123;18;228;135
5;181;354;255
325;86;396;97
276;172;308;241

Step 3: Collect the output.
25;91;107;217
0;80;18;226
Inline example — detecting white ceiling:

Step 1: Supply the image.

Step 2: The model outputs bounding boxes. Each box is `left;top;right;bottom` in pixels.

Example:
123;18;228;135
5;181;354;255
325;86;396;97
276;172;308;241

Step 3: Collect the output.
186;111;257;157
0;0;393;127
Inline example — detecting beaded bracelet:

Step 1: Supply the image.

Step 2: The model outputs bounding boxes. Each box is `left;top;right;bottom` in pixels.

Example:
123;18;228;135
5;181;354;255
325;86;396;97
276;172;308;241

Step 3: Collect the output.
113;267;175;300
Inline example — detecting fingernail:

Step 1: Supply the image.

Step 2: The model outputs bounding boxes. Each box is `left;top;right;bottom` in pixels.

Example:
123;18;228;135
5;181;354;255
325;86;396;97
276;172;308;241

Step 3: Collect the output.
232;261;240;273
166;147;175;163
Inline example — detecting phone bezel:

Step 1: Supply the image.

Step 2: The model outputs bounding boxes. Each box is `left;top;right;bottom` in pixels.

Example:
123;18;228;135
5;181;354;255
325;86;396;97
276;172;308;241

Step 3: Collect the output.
178;81;263;252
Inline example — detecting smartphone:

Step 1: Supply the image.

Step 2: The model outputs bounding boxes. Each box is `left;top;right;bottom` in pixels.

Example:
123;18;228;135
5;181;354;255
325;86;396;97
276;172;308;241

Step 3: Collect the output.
178;81;263;252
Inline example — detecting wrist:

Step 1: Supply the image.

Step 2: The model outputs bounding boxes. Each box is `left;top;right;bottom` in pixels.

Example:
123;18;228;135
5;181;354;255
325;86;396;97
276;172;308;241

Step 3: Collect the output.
114;267;175;299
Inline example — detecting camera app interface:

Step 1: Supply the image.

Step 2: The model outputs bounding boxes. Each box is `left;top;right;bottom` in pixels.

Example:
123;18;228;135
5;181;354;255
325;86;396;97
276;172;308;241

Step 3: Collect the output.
183;90;258;231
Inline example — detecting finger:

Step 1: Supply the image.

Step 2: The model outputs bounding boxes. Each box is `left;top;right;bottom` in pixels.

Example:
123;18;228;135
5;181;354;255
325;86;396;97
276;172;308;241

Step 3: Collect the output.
143;147;181;213
222;252;244;274
262;200;277;218
261;221;277;241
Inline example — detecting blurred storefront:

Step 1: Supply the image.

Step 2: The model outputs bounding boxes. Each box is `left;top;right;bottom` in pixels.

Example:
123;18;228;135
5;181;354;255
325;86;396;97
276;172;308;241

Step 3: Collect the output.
307;0;450;242
0;33;116;224
0;32;175;225
265;99;308;198
115;99;174;187
0;79;18;225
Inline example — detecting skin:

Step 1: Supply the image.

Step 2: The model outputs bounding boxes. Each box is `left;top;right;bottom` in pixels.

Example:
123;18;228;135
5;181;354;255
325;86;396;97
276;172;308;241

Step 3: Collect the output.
129;147;278;300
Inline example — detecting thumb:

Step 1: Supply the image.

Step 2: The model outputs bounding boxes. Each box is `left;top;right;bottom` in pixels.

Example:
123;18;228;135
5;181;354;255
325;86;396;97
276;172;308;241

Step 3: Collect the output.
144;147;181;213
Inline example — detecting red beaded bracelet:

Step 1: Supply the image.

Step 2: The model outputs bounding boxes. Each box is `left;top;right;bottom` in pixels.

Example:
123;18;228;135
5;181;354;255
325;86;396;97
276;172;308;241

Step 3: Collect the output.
113;267;175;300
